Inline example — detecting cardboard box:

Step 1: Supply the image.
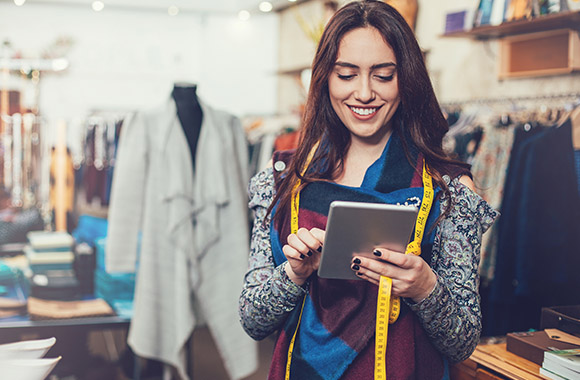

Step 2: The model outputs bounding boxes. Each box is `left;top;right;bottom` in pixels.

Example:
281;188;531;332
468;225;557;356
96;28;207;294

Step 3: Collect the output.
541;305;580;335
506;330;580;365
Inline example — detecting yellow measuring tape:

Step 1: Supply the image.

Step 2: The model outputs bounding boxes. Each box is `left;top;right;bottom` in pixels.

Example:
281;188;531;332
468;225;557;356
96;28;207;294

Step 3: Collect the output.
285;143;433;380
286;141;319;380
375;160;433;380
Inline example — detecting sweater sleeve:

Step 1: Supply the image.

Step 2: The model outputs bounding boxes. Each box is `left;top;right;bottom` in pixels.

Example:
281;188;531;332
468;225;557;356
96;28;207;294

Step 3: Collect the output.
406;178;499;363
238;167;307;340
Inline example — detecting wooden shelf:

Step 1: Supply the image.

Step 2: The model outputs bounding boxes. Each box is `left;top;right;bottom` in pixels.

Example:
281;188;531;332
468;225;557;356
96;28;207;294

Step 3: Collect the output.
499;28;580;78
443;10;580;40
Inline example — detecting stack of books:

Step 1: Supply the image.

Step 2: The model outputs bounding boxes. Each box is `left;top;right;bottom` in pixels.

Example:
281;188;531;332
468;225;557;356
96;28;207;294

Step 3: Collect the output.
0;261;28;318
25;231;79;300
540;349;580;380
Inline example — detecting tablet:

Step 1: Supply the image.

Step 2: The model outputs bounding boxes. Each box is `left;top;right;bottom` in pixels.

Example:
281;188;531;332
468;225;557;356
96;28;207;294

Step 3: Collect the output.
317;200;418;281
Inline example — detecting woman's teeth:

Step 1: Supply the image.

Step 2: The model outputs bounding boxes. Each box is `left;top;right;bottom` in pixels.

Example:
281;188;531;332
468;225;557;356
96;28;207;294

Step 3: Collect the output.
350;107;377;116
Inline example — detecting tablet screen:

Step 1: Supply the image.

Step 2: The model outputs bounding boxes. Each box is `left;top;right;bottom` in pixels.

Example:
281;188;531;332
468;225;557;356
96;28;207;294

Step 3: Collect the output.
317;201;418;281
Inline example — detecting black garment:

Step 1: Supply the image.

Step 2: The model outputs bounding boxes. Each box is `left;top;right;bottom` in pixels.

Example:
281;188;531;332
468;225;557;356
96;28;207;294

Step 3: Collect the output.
485;120;580;336
172;84;203;168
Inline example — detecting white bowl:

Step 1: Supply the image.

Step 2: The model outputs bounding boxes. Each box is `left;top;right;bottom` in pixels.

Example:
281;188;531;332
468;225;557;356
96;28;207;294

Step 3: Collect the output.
0;356;61;380
0;338;57;360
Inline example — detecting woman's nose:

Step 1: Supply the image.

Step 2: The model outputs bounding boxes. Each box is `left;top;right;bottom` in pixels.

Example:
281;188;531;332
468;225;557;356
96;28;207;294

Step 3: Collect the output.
354;79;375;103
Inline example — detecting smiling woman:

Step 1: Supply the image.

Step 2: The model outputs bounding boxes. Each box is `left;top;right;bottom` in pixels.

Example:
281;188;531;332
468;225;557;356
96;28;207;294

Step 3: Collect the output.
328;27;401;185
239;1;499;379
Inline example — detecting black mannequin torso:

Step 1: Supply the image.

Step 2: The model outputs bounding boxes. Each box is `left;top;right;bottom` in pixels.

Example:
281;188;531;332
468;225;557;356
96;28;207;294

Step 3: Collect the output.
172;84;203;168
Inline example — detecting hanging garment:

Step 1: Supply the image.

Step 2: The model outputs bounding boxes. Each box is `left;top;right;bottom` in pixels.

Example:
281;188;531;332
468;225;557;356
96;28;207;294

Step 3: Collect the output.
575;150;580;194
106;98;258;380
470;121;515;281
488;119;580;336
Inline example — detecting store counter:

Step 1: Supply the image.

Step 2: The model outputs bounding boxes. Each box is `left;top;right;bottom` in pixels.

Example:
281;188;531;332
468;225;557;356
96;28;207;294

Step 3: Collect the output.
451;341;546;380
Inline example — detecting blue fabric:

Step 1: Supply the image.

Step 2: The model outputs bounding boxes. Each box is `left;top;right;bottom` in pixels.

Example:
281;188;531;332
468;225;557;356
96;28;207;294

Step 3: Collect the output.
299;296;357;377
575;150;580;195
72;214;108;246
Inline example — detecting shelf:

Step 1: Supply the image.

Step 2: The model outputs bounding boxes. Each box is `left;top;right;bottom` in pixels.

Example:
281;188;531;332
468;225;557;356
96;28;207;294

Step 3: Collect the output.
443;10;580;40
0;58;69;72
277;65;311;76
499;28;580;78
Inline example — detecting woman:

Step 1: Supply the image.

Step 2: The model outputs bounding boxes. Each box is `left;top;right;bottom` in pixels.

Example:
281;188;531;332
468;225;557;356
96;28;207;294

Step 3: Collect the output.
239;1;498;379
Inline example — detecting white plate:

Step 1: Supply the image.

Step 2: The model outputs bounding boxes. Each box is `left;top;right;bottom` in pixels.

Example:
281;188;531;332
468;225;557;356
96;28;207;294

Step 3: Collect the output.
0;337;56;360
0;356;61;380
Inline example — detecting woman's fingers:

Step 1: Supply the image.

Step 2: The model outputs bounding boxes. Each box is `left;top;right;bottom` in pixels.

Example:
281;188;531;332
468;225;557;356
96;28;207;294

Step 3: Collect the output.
282;243;305;261
352;254;406;279
296;228;323;254
353;270;379;286
286;228;323;258
309;228;325;248
351;250;434;299
371;248;415;268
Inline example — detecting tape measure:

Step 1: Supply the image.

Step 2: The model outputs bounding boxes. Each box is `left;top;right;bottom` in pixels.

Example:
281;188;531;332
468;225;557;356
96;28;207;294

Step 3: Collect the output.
375;160;433;380
286;141;319;380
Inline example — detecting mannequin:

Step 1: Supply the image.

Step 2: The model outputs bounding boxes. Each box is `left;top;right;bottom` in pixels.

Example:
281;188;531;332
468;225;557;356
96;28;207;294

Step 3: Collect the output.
172;83;203;167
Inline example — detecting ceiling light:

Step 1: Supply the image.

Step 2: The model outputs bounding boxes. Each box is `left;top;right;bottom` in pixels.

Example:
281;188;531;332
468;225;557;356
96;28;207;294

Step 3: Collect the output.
288;0;297;2
51;58;69;71
92;1;104;11
259;1;273;12
14;0;26;6
238;10;250;21
168;5;179;16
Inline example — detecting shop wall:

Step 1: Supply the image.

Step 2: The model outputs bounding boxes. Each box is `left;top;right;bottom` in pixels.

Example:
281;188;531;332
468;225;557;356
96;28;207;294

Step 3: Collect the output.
275;0;580;114
415;0;580;102
277;0;325;115
0;4;279;122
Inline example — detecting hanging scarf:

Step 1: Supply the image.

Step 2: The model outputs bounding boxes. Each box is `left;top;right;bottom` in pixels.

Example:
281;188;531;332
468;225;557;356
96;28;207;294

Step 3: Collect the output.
268;132;449;380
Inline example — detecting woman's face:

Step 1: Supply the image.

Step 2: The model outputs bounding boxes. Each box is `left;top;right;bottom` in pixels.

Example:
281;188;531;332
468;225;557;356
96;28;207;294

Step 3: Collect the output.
328;27;400;146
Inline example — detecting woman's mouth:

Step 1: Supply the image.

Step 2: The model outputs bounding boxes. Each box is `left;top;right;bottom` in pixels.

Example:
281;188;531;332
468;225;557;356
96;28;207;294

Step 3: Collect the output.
348;105;381;119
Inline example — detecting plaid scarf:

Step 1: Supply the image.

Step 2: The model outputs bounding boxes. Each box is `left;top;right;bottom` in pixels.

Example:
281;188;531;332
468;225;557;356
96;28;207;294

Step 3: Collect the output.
269;132;449;380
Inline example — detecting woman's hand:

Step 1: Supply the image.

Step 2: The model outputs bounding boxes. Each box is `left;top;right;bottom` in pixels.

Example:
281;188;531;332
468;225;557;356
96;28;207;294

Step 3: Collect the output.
351;248;437;303
283;228;325;286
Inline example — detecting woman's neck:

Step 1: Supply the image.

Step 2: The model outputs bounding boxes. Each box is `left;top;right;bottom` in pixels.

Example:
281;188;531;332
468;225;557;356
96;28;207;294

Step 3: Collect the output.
334;129;392;187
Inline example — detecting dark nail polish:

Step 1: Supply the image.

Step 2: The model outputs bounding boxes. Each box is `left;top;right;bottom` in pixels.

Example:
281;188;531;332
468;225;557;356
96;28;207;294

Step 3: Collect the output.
353;258;361;264
373;249;382;257
300;254;305;259
307;251;313;257
352;264;360;271
357;272;363;276
317;246;322;253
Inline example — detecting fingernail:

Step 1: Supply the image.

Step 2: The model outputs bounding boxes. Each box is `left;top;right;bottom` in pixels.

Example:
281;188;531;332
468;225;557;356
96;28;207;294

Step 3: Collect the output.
373;249;382;257
353;258;361;264
307;251;313;257
352;264;360;271
357;272;363;276
317;246;322;253
300;254;305;259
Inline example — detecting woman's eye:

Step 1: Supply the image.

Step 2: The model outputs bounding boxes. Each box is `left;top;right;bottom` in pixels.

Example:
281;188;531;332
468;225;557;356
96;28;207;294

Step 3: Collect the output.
337;74;355;80
375;74;394;82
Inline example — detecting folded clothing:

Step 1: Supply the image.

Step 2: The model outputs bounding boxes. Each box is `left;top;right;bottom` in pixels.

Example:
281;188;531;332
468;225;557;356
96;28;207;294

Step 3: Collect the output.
27;297;114;320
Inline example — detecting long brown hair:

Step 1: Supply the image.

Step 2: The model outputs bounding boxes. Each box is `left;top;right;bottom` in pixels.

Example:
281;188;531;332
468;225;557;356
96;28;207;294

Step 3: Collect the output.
270;0;469;225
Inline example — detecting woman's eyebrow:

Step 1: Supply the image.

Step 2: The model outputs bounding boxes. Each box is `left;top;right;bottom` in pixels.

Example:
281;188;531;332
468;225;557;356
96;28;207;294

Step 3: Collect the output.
334;61;396;70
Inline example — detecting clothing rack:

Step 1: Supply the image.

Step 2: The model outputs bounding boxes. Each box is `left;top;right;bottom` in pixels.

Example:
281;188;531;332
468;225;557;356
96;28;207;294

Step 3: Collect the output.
440;92;580;108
